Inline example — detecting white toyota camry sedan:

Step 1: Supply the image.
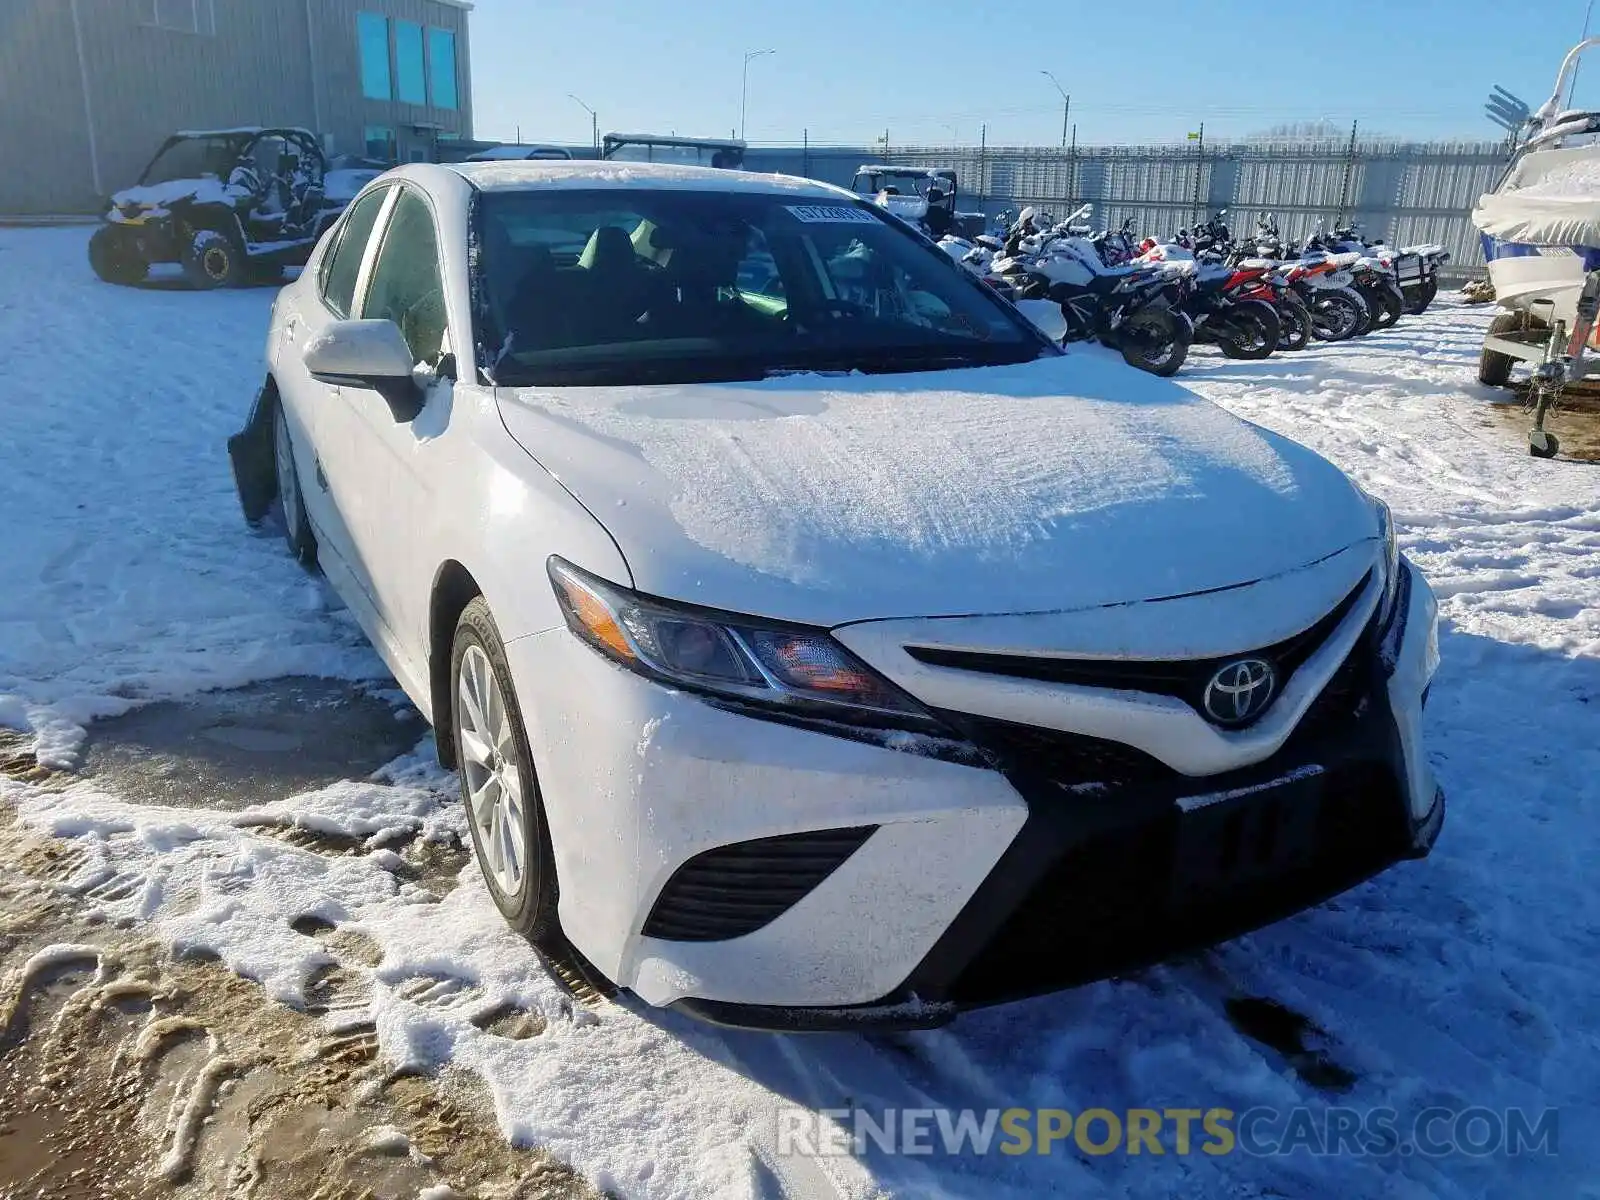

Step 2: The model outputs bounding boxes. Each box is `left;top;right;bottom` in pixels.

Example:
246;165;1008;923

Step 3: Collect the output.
229;161;1444;1029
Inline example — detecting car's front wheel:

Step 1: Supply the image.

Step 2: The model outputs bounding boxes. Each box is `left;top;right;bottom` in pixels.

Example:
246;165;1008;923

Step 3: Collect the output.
88;225;148;285
272;397;317;568
451;598;559;941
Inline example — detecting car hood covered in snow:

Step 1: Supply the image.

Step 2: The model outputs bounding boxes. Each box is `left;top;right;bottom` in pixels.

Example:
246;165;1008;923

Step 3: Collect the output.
495;350;1376;626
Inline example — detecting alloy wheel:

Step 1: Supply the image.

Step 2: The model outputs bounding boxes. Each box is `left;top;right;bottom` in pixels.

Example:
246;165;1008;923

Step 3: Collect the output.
204;246;231;281
456;643;526;898
273;404;302;538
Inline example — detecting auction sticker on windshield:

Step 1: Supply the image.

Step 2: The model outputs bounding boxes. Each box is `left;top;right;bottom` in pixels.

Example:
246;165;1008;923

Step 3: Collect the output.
785;205;881;224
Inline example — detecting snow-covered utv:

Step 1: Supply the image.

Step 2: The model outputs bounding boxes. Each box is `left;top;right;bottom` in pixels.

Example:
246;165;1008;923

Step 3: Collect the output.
88;127;353;289
851;166;985;240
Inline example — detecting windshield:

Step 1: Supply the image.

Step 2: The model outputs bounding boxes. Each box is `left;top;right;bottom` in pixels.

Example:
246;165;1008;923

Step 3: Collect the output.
476;189;1048;386
140;136;240;185
855;172;935;198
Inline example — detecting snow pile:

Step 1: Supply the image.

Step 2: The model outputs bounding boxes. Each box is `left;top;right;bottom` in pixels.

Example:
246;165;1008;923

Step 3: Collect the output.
1;753;876;1200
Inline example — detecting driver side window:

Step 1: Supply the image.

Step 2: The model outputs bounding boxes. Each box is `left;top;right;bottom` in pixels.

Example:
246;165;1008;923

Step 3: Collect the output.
320;187;388;318
361;190;447;366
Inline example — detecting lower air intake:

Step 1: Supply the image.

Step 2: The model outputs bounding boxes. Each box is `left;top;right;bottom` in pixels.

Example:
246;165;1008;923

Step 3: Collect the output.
642;826;877;942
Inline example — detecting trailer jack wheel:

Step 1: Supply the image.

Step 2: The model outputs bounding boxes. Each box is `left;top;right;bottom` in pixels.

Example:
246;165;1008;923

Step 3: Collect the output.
1529;429;1561;458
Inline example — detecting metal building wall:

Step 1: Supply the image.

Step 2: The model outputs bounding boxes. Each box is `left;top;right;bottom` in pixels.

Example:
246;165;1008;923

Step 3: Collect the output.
0;0;472;216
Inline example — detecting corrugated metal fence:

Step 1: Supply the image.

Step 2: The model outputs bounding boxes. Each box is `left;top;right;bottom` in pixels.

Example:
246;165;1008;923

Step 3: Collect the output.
744;139;1510;281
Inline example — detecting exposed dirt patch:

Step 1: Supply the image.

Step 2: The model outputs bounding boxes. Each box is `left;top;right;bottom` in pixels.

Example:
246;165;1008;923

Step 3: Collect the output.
1491;382;1600;462
79;677;428;811
0;731;55;787
0;816;594;1200
1224;995;1359;1094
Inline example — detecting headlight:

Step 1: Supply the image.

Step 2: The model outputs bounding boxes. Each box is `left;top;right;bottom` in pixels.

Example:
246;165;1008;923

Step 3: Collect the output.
1371;496;1402;629
548;557;936;728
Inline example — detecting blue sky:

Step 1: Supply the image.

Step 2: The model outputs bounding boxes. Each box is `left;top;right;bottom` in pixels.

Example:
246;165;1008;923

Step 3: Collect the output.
467;0;1600;147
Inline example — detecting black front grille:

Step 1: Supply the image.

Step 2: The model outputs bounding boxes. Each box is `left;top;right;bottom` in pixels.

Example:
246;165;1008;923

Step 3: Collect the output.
642;827;876;942
944;764;1409;1006
905;571;1371;723
1285;641;1373;751
951;714;1177;789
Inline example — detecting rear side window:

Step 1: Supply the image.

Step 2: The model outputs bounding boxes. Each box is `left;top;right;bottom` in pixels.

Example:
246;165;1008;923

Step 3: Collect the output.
320;188;388;317
361;190;447;365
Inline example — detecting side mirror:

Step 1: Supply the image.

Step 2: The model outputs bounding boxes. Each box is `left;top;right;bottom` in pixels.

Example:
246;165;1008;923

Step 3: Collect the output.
302;319;424;422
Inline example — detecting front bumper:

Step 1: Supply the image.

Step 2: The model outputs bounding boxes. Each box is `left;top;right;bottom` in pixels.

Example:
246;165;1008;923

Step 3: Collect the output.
104;214;183;263
507;561;1442;1030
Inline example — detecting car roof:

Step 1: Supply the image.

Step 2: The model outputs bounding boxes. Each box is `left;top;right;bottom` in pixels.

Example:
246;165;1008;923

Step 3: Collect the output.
441;159;853;200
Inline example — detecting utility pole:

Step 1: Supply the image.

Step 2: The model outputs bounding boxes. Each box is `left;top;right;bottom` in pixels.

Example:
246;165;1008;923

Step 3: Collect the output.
1069;122;1077;207
741;48;774;141
978;122;987;207
1192;121;1205;223
802;128;809;179
1335;119;1359;226
1041;70;1070;148
567;94;597;152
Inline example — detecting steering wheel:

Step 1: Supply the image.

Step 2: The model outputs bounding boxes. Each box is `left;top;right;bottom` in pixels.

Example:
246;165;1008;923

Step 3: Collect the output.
809;298;875;321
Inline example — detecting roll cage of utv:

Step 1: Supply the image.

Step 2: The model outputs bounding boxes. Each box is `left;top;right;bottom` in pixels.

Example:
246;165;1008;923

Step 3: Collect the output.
599;133;747;169
88;127;348;290
851;165;983;238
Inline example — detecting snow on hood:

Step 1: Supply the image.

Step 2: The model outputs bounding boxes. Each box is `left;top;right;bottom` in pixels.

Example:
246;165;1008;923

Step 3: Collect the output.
496;352;1375;625
111;178;248;209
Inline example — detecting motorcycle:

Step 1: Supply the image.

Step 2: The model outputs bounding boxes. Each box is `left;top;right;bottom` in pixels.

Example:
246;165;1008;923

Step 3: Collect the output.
997;232;1192;375
1138;244;1281;359
1302;225;1403;334
1245;217;1370;342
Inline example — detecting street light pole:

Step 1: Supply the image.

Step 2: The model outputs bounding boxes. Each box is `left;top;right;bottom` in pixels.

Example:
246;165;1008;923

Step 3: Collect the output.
741;48;775;141
1041;69;1070;149
568;93;597;153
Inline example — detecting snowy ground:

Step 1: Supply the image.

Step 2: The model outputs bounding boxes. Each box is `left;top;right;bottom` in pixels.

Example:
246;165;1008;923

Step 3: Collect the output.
2;227;1598;1199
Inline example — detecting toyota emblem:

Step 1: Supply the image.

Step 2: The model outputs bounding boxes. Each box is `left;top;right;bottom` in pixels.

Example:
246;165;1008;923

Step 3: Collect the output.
1202;658;1277;726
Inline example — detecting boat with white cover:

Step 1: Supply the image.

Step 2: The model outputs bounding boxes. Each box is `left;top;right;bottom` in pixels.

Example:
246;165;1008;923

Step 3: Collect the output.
1472;37;1600;456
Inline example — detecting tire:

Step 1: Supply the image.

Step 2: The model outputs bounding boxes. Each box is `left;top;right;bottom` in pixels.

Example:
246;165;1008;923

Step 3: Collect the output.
1402;277;1437;316
87;225;147;286
1216;300;1282;359
1478;310;1544;387
1309;288;1364;341
1350;282;1394;335
182;226;247;289
1275;299;1311;351
1117;306;1191;376
1369;283;1404;331
451;597;560;942
272;395;318;568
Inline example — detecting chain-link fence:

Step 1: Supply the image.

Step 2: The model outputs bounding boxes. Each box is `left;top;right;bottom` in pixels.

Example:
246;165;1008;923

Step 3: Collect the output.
745;138;1510;282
